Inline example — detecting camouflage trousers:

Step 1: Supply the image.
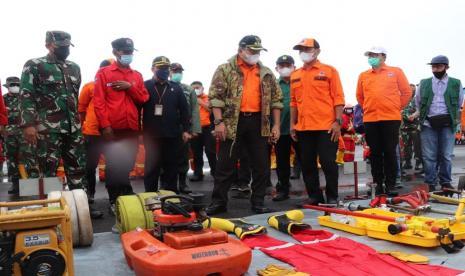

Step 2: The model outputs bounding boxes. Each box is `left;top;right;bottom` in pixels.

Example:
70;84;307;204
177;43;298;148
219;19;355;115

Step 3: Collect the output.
4;133;32;180
401;129;422;163
29;132;87;190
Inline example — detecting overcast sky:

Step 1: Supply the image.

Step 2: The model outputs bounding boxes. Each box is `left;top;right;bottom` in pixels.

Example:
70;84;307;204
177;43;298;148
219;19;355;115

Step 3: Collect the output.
1;0;464;103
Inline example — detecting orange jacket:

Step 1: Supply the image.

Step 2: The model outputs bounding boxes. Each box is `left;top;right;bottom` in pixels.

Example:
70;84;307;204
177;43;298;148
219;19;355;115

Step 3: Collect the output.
356;64;411;122
290;60;345;131
78;81;100;136
197;94;211;127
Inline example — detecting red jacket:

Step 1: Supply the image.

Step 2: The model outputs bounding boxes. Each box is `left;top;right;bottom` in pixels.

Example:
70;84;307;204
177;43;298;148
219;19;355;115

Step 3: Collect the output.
93;63;149;131
0;83;8;125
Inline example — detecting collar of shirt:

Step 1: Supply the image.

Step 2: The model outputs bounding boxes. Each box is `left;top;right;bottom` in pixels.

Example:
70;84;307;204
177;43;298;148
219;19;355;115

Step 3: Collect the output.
46;53;66;65
279;77;290;84
369;63;388;73
433;74;448;85
108;62;133;73
302;60;322;71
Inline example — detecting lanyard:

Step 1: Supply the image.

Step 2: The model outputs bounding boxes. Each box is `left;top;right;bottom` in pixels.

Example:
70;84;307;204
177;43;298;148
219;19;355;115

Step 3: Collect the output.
154;84;168;104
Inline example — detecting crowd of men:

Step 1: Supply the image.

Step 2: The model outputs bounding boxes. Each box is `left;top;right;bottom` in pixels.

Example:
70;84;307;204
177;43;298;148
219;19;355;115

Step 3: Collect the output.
0;30;463;221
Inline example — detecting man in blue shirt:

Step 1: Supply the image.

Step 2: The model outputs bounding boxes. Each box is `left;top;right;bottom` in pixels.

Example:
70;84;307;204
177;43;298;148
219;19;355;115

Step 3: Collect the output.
415;55;463;191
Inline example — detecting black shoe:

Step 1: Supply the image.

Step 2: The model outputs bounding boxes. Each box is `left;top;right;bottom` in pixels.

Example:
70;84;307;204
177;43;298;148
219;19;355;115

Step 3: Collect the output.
251;203;275;214
90;207;104;219
7;184;19;195
441;183;454;190
326;198;338;205
402;162;412;170
179;183;193;194
231;190;251;199
385;186;398;197
189;174;204;182
429;184;437;192
296;197;324;208
206;204;227;215
272;192;289;202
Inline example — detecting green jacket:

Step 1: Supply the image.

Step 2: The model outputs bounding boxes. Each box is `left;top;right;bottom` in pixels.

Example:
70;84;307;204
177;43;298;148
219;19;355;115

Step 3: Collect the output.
20;54;81;133
209;55;283;140
3;92;22;135
180;83;201;134
419;77;461;129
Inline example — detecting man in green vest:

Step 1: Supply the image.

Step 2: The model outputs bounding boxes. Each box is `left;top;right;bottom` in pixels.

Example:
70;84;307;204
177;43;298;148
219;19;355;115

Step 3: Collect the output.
415;55;463;191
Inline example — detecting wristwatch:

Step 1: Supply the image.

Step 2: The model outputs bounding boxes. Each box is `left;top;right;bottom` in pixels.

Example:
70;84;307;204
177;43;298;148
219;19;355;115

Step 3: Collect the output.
214;118;224;125
335;118;343;125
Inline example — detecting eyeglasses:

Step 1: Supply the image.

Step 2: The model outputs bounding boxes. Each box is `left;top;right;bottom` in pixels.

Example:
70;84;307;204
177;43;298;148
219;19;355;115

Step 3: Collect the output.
9;83;20;87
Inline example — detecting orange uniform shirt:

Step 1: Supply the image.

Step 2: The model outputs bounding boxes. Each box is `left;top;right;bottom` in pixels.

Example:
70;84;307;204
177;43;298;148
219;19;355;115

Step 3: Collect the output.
198;94;211;127
78;81;100;136
238;57;261;112
290;60;345;131
356;64;411;122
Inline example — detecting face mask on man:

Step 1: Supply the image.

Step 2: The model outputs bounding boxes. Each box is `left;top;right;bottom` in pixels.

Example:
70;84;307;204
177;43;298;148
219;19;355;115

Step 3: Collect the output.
278;67;293;77
433;70;446;79
54;46;70;61
8;86;20;93
156;68;170;81
300;52;315;63
243;52;260;65
171;73;183;83
119;54;133;66
368;57;381;68
194;88;203;96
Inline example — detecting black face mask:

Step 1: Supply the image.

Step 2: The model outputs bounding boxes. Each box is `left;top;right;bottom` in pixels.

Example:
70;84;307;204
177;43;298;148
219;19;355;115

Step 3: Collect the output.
156;68;170;81
433;70;446;79
54;46;70;61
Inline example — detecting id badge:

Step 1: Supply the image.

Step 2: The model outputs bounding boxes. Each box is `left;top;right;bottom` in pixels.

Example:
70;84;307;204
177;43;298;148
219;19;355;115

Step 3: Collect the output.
154;104;163;116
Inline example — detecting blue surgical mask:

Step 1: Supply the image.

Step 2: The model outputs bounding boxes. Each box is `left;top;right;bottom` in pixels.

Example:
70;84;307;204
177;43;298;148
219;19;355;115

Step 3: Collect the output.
171;73;183;83
156;68;170;81
119;54;133;66
368;57;381;68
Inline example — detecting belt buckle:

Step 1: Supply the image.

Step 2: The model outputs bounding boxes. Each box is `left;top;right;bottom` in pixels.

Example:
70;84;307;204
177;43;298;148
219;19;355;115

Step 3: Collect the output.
243;112;252;117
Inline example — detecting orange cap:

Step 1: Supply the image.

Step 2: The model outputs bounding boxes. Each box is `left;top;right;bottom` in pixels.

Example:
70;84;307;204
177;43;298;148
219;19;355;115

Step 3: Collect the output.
293;38;320;50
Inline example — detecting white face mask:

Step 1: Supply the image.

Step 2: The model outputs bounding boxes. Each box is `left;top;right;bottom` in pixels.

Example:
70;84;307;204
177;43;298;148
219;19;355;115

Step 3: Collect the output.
278;67;293;77
194;88;203;96
8;86;20;93
243;52;260;65
300;52;316;63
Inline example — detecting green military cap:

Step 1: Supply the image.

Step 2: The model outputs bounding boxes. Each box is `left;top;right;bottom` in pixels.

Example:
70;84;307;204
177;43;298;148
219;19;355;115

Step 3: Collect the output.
152;56;170;67
276;55;295;65
239;35;267;51
46;31;74;47
3;76;20;88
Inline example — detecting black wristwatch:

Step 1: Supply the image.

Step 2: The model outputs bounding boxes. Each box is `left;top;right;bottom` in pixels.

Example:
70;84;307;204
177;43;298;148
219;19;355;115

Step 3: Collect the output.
214;118;224;125
335;118;343;125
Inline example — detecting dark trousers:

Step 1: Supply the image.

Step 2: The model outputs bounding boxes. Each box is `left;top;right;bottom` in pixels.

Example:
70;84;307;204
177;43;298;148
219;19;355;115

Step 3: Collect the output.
144;136;179;193
402;129;422;163
212;113;270;205
84;135;105;197
297;131;338;200
104;135;138;203
235;147;251;186
365;121;401;188
191;126;217;176
275;135;299;193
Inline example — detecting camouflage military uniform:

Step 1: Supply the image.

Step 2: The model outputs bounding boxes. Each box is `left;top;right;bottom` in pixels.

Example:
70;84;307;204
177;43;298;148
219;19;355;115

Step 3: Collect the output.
401;97;422;167
208;52;283;208
3;91;38;180
19;52;86;190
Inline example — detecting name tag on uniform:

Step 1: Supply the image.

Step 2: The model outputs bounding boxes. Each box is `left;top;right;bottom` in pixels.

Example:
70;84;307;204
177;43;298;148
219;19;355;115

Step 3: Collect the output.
154;104;163;116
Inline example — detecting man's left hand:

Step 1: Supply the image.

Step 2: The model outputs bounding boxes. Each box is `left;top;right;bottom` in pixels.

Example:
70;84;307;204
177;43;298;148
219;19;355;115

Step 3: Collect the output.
328;122;341;142
269;125;280;144
112;80;132;91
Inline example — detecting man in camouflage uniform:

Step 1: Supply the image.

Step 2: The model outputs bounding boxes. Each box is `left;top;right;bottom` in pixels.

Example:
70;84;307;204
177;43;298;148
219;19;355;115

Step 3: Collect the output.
169;62;201;193
206;35;283;215
401;84;422;171
3;77;35;194
20;31;102;218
